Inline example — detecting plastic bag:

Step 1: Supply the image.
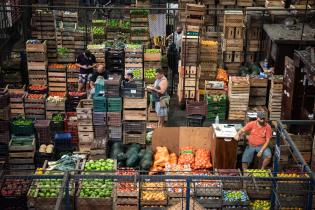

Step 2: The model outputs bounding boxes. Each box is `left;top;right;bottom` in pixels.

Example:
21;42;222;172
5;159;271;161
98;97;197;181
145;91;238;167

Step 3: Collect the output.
178;146;194;166
193;149;212;169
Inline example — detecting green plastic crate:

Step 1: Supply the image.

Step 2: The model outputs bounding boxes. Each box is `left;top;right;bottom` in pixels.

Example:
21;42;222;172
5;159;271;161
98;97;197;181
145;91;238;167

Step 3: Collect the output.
207;112;226;120
107;97;122;112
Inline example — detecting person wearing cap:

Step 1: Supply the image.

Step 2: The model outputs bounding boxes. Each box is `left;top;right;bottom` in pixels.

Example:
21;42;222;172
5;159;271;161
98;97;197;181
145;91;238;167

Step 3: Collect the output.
234;112;272;170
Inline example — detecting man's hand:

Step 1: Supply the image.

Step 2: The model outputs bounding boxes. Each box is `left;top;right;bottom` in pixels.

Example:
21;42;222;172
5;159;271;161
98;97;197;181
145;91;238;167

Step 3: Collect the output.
234;134;240;141
257;151;263;158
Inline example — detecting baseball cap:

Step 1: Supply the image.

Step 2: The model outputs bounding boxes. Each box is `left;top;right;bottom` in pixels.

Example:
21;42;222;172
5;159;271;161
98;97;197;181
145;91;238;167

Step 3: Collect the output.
257;112;266;119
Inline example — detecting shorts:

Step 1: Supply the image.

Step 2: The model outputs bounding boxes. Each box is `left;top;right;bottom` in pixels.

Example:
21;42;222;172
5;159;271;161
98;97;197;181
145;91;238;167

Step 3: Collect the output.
242;145;272;164
79;73;93;84
155;102;168;117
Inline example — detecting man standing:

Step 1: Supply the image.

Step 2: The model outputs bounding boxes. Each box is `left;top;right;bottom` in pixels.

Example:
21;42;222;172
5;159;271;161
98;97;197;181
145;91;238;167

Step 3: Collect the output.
234;112;272;170
166;26;183;53
76;50;96;92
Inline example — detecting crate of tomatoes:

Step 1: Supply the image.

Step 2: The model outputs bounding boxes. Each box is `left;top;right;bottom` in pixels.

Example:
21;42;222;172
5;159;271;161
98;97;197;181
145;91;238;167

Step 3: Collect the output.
28;85;47;94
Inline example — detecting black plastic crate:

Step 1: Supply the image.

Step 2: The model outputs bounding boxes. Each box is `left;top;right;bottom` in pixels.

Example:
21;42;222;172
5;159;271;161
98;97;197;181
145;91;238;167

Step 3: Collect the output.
123;121;146;133
34;120;52;145
121;80;145;98
93;112;107;125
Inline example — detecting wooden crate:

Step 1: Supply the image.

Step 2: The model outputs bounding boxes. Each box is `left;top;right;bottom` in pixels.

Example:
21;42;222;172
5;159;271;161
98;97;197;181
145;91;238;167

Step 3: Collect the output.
144;53;161;61
223;10;244;27
124;96;147;109
27;61;48;71
223;39;244;51
220;0;236;5
78;132;94;144
249;78;268;87
26;40;47;53
123;110;147;121
237;0;253;6
224;26;244;39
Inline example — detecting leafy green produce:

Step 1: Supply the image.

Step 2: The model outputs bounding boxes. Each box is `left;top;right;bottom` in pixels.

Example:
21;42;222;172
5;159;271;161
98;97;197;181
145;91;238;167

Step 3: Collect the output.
144;49;161;53
79;179;113;198
125;44;142;49
107;19;120;28
84;159;115;171
130;9;149;16
12;118;33;126
146;131;153;144
93;19;106;24
122;21;130;29
57;47;69;56
92;26;105;35
52;114;64;122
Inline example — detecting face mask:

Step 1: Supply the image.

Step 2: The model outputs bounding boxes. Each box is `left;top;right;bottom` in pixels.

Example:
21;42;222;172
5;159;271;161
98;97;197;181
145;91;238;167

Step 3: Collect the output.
177;31;182;34
258;120;265;126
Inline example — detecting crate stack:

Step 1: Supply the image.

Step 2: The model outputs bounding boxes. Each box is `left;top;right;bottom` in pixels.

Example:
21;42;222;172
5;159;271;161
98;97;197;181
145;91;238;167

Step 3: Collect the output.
195;179;223;209
76;99;94;153
92;19;106;44
178;63;200;103
87;44;106;66
125;44;143;79
268;75;283;120
181;4;205;27
0;121;10;161
8;85;25;119
206;93;227;120
265;0;284;8
290;135;312;164
66;92;87;112
228;76;250;120
67;64;80;92
45;94;66;119
223;11;244;75
199;40;218;89
108;97;123;141
249;78;268;106
26;40;48;86
130;9;150;46
24;93;46;120
64;112;79;144
203;0;216;35
48;64;67;93
34;120;53;167
31;10;57;61
222;190;250;209
244;170;272;201
246;11;263;63
144;49;161;85
0;87;10;121
106;48;125;75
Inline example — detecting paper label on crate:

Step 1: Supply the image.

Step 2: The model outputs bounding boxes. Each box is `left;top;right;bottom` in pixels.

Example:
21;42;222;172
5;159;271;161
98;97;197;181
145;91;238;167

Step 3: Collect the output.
109;77;113;80
131;90;137;94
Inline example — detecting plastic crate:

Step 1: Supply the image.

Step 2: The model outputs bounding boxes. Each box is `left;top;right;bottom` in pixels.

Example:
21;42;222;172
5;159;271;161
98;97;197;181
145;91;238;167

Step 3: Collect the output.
34;120;52;145
121;80;145;98
107;112;122;126
11;119;35;136
105;74;122;86
105;85;120;97
186;100;207;116
0;120;10;133
123;132;146;144
0;92;9;108
54;132;72;147
123;121;146;133
93;112;107;125
108;97;122;112
94;125;108;138
93;96;107;112
51;114;65;133
0;107;10;121
109;126;122;140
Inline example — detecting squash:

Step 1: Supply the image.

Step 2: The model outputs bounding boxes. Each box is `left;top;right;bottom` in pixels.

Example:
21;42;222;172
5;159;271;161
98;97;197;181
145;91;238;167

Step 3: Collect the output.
126;153;140;167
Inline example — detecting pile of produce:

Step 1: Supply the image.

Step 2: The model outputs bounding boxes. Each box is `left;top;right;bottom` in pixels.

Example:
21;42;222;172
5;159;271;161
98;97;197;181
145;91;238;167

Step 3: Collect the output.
107;19;120;28
146;130;153;144
165;164;191;195
92;26;105;36
201;40;218;46
47;96;65;103
110;143;153;169
116;168;138;193
1;179;31;196
178;146;194;166
29;85;46;92
144;68;156;79
49;92;66;97
92;19;106;24
239;63;261;76
130;9;149;16
125;44;142;49
67;64;79;70
79;179;113;198
216;68;228;83
39;144;54;153
10;92;24;99
27;94;45;100
245;169;270;177
12;118;33;127
52;113;64;122
132;69;143;79
47;154;84;171
150;146;170;174
144;49;161;53
251;200;271;210
141;182;166;201
68;92;86;97
223;190;249;202
48;64;66;69
193;148;212;169
28;179;62;198
84;159;115;171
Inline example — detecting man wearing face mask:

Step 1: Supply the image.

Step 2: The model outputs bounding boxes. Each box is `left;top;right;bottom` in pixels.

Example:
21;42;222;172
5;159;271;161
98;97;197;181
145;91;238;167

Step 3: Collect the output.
234;112;272;170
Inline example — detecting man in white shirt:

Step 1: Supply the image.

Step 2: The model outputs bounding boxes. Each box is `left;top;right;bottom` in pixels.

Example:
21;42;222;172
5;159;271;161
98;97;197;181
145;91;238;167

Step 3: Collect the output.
166;26;183;53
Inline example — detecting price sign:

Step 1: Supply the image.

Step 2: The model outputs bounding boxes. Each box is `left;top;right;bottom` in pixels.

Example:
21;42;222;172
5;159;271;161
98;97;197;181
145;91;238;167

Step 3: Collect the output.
131;90;137;94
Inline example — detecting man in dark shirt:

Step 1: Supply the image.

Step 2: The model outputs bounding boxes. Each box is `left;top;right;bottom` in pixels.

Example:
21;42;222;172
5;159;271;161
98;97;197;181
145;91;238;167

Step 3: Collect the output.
90;64;109;89
76;50;96;92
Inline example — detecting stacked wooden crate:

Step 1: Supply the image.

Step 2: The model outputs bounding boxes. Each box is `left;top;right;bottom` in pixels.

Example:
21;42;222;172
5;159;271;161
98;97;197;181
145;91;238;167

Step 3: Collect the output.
46;94;66;119
268;75;283;120
87;44;105;66
178;63;200;103
182;32;199;66
0;87;10;121
228;76;250;120
203;0;216;34
130;9;150;46
223;11;244;75
24;93;46;120
26;40;48;86
67;64;80;92
108;97;123;141
123;96;147;134
290;134;312;163
245;10;263;63
237;0;253;7
8;136;35;175
31;10;57;61
8;85;25;119
312;136;315;171
48;64;67;93
181;4;205;26
92;19;106;44
200;40;218;89
178;0;195;23
144;49;161;85
249;77;268;106
125;44;143;79
76;99;94;153
265;0;284;8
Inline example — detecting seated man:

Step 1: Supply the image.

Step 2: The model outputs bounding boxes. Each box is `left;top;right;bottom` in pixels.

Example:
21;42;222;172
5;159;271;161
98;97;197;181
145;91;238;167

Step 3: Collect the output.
89;64;108;97
123;72;135;86
234;112;272;170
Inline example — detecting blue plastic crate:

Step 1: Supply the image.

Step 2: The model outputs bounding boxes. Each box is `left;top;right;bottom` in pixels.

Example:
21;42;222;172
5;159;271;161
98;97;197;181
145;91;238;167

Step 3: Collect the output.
54;132;72;146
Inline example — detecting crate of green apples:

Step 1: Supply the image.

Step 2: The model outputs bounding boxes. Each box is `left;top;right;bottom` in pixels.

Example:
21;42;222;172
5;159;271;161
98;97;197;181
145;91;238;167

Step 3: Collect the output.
144;49;161;61
83;159;116;174
222;190;249;206
144;68;156;84
243;169;272;188
76;179;114;210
